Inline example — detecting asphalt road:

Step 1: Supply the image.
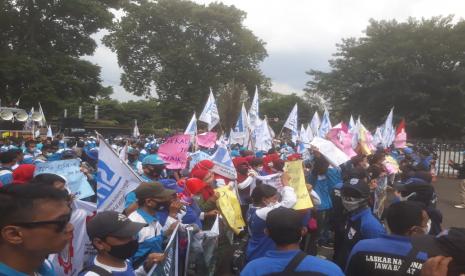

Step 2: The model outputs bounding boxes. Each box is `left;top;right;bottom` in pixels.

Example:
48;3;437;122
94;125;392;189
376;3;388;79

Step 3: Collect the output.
434;177;465;228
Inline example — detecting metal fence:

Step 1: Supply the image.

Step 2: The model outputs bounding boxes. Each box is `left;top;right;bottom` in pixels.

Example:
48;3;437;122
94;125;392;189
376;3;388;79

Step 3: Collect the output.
411;140;465;177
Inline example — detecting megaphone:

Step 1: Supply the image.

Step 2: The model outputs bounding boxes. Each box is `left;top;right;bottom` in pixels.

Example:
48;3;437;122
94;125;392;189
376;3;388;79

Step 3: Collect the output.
31;111;43;122
14;110;28;122
0;110;13;121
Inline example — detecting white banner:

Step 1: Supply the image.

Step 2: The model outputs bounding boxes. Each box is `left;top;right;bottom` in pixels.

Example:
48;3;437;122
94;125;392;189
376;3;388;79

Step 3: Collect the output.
96;137;142;212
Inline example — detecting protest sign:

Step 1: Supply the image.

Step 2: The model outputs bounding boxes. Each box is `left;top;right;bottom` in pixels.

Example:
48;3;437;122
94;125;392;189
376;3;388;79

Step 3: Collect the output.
310;137;350;167
189;151;211;171
150;224;180;276
284;160;313;210
196;132;217;148
215;186;245;234
34;159;94;199
158;134;191;169
96;138;142;212
256;173;284;192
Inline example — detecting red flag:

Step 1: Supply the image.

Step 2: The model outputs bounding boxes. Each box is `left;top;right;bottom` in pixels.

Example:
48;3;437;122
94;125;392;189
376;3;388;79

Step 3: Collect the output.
396;119;405;135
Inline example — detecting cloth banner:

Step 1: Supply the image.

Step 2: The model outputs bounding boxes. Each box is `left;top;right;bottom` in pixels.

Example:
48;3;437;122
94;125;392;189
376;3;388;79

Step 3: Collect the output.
196;132;217;149
49;200;96;276
256;173;284;192
96;137;142;212
34;159;94;200
215;186;245;234
189;151;211;171
150;224;180;276
158;134;191;169
210;143;237;180
310;137;350;167
284;160;313;210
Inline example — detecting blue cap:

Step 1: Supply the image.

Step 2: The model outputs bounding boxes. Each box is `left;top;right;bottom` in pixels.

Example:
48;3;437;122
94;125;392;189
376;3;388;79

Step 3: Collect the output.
142;154;166;165
404;147;413;154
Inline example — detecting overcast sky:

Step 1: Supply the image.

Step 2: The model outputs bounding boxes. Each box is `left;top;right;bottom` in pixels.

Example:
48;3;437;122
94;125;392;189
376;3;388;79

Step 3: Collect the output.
83;0;465;101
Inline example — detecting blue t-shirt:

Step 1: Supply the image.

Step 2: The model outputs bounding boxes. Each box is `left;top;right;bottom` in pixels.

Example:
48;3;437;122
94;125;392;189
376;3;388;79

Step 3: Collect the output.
0;260;55;276
310;168;342;210
246;206;276;262
0;168;13;187
241;250;344;276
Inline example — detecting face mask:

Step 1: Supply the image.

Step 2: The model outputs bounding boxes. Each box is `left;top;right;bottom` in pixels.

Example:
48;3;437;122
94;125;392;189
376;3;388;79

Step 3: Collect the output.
154;200;171;212
107;239;139;260
342;197;366;212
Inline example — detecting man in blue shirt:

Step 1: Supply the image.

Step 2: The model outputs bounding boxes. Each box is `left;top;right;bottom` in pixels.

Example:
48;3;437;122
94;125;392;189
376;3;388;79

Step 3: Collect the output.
345;201;431;276
334;177;386;269
0;184;73;276
241;207;344;276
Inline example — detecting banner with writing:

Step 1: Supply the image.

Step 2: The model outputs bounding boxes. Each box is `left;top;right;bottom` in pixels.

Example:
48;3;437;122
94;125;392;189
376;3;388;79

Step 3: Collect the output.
35;159;94;199
158;134;191;169
189;151;211;171
256;173;284;192
284;160;313;210
150;224;179;276
215;186;245;234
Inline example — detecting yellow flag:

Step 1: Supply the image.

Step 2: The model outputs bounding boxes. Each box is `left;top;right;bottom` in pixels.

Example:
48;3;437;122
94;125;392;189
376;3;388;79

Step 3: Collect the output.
215;186;245;234
284;160;313;210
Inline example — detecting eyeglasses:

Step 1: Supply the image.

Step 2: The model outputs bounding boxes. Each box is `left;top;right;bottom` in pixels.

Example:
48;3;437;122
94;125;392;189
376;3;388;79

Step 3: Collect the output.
13;213;71;233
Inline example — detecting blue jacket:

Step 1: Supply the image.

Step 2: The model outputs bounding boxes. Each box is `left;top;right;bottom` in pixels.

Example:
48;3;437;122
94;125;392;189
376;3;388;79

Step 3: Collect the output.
346;234;429;276
246;206;276;262
310;168;342;210
241;250;344;276
0;260;55;276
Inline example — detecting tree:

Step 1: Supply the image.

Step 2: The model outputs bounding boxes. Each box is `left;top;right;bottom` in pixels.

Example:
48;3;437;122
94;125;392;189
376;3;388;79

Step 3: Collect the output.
0;0;115;116
305;16;465;138
104;0;270;127
261;92;321;132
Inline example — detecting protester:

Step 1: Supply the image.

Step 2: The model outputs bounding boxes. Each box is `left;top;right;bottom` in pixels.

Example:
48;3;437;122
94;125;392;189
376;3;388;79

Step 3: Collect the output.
0;184;73;275
0;150;16;186
81;211;165;275
11;164;36;185
345;201;431;275
334;177;386;269
447;159;465;209
246;174;296;262
241;207;344;275
128;182;181;268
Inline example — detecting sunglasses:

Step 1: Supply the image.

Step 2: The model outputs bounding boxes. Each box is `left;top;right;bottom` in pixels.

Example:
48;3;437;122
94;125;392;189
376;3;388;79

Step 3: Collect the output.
13;213;72;233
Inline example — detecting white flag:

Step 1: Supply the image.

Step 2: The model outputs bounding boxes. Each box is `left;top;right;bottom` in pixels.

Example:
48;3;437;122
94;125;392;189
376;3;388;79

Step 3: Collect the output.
306;124;314;144
47;125;53;138
310;111;320;137
96;137;142;212
283;103;298;133
381;108;395;148
318;108;332;138
210;141;237;179
184;113;197;135
300;125;310;148
254;119;273;152
38;102;47;127
349;115;355;131
133;120;140;138
199;89;220;131
248;86;260;128
373;127;383;147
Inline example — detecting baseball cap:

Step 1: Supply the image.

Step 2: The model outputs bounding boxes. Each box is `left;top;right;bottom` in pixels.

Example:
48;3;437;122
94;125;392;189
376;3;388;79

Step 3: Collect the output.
142;154;166;165
134;182;176;200
87;211;146;239
341;178;370;198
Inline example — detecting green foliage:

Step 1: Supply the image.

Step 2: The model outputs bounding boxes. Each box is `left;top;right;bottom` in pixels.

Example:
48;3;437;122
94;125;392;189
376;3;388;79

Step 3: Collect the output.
306;16;465;138
104;0;270;127
0;0;114;115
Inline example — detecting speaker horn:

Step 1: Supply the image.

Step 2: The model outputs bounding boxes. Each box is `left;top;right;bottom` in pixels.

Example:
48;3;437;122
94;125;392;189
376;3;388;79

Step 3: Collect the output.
14;110;28;122
0;110;13;121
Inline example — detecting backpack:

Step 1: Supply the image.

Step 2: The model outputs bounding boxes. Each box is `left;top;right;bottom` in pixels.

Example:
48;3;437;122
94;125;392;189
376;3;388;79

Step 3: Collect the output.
265;251;325;276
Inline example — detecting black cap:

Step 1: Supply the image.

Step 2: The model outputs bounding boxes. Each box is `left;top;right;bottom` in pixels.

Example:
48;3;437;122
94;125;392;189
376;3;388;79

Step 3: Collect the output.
341;178;370;198
266;207;302;245
86;211;146;239
394;179;435;203
412;228;465;264
395;178;430;192
134;182;176;200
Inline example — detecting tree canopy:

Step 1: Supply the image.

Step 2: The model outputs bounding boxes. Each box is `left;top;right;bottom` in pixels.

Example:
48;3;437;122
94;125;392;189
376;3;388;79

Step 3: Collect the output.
0;0;116;115
306;16;465;139
104;0;270;127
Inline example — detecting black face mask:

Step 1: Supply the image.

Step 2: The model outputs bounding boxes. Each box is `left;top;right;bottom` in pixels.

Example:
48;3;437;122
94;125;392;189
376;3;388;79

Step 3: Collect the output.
107;239;139;260
154;200;171;212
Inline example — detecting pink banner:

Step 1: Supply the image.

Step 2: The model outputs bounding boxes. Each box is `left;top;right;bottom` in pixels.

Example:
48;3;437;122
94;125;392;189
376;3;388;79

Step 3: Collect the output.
196;132;217;149
158;134;191;169
394;131;407;149
327;128;357;158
